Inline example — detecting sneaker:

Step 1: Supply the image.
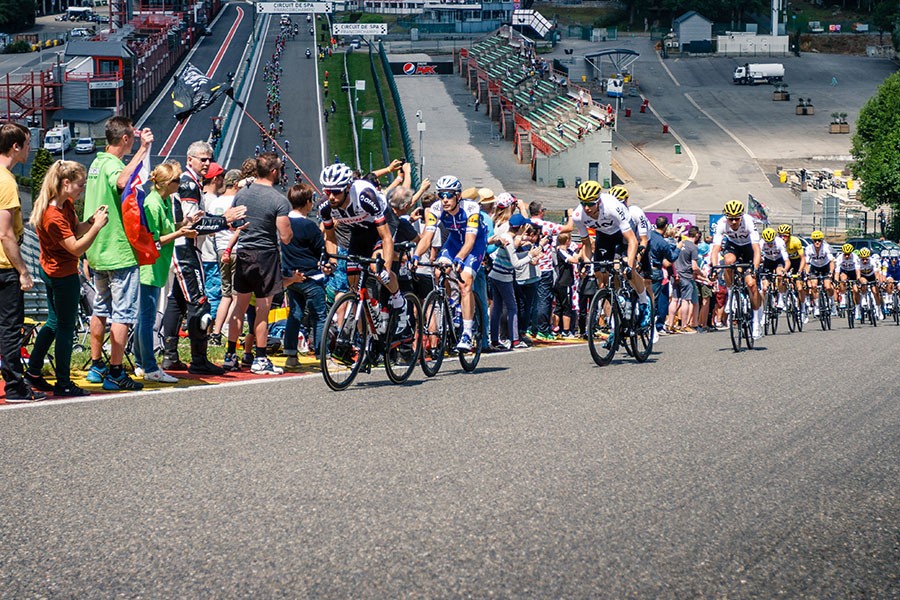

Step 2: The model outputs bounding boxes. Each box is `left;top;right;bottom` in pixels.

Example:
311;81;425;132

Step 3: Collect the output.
85;363;107;383
776;298;785;310
652;329;659;344
161;358;188;371
512;340;529;349
803;313;810;324
814;305;820;317
209;333;223;346
517;335;534;347
488;342;509;353
223;353;240;372
4;383;46;403
681;326;698;334
285;355;300;368
102;371;144;391
24;371;54;392
535;332;556;341
854;308;861;321
143;369;178;383
53;381;91;397
657;327;668;336
241;353;254;368
716;322;729;331
455;332;473;352
559;331;578;340
189;360;226;376
251;357;284;375
133;366;145;378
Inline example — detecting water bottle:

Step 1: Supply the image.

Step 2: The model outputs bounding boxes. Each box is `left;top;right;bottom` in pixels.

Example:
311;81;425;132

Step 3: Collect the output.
449;297;462;328
367;298;380;328
377;310;389;335
619;292;632;321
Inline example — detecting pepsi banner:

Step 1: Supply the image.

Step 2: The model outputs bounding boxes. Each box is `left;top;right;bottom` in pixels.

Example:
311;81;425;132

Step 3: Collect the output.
390;61;454;76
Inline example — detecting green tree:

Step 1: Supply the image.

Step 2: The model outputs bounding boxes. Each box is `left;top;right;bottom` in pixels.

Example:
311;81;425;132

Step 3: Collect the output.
29;148;53;201
850;71;900;210
872;0;899;45
0;0;36;32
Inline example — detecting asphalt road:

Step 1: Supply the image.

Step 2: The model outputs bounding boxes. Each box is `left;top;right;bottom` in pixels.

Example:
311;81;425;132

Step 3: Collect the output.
1;323;897;597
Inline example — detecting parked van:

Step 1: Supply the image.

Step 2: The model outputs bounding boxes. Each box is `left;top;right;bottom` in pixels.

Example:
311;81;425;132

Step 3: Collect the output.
43;128;72;154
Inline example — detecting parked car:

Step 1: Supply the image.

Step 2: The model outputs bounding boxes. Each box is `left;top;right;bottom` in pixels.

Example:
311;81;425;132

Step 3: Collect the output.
75;138;96;154
70;27;92;37
844;238;889;256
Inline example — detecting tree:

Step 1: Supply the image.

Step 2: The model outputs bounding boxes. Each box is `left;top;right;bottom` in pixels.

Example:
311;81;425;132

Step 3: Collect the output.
0;0;36;32
850;71;900;210
871;0;899;45
29;148;53;202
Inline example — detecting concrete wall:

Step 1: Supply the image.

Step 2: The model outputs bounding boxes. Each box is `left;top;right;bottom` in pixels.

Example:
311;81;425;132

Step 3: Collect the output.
534;127;612;188
717;34;789;56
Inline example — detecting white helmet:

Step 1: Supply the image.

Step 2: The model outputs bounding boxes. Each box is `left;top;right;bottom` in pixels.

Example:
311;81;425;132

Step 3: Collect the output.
320;163;354;189
435;175;462;193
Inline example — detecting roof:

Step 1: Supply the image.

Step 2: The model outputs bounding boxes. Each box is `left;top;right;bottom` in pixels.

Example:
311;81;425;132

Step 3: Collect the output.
674;11;712;26
52;108;115;123
65;40;136;58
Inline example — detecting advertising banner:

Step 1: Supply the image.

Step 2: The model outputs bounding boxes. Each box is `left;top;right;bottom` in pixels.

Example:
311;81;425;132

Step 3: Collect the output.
389;61;454;76
256;2;332;14
332;23;387;35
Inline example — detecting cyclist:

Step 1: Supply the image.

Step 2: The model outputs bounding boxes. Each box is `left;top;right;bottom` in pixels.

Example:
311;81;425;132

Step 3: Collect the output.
572;181;650;326
804;230;835;317
857;247;884;319
759;227;789;309
778;224;808;321
835;243;861;320
884;250;900;308
318;163;407;329
412;175;487;352
709;200;763;339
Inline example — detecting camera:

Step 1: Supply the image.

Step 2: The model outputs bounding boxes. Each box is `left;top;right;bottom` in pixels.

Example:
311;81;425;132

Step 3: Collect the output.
415;110;422;119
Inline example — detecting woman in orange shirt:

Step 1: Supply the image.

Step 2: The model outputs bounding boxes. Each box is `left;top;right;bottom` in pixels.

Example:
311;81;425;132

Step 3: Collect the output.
26;160;108;396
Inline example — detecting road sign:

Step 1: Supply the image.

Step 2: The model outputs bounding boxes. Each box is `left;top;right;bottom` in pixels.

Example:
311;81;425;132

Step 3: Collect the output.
331;23;387;36
361;117;374;130
355;80;366;91
256;2;332;14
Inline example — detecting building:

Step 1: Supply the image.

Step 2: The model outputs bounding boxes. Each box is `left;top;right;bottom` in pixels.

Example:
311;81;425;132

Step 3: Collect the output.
673;10;712;52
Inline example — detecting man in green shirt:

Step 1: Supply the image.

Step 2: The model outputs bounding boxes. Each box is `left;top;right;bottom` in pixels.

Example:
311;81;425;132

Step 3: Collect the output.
83;116;153;391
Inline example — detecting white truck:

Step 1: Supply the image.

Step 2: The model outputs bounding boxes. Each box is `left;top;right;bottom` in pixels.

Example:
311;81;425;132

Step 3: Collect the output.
733;63;784;85
43;127;72;154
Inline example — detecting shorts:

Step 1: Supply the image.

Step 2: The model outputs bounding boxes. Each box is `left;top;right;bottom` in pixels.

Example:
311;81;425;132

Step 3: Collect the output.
699;282;713;300
760;258;784;274
859;273;879;285
789;257;802;273
809;264;831;278
347;227;382;273
715;284;727;307
219;250;235;297
592;231;625;267
92;266;140;324
673;278;696;302
437;247;484;276
723;240;755;264
838;269;858;282
234;247;282;297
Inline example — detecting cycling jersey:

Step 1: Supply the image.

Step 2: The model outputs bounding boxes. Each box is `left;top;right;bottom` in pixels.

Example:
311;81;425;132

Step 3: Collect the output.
572;194;631;238
859;257;881;276
835;252;861;272
784;236;805;260
885;260;900;280
627;204;649;239
760;237;789;263
319;180;387;231
425;199;487;250
712;214;760;247
805;242;834;268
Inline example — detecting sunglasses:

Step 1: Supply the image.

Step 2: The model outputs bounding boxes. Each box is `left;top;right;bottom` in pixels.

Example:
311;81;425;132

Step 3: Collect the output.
191;156;212;163
580;200;599;207
437;191;457;199
324;187;345;195
727;217;741;222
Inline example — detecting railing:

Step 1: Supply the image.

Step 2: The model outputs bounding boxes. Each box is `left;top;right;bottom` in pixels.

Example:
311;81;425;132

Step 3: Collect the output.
530;132;551;156
368;43;391;157
378;40;419;188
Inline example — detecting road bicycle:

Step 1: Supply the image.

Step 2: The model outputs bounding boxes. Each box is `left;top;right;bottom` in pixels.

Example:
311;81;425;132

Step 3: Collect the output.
783;273;804;333
838;277;856;329
319;252;422;391
712;263;755;352
857;279;879;327
882;283;900;325
759;271;780;336
417;261;484;376
585;260;653;366
810;273;833;331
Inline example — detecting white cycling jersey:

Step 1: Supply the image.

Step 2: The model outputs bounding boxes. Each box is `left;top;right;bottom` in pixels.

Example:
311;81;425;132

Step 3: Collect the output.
805;242;834;268
858;257;881;276
712;214;760;247
761;237;789;263
319;180;387;231
572;194;631;238
835;252;861;272
627;204;649;239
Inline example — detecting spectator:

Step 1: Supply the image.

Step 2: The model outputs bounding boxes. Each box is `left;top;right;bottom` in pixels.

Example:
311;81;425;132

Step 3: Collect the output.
648;216;680;337
211;169;242;344
0;123;42;402
475;187;496;351
488;214;533;350
529;199;571;340
134;162;199;383
668;225;701;334
553;232;579;338
200;161;226;319
513;222;542;344
388;185;422;294
281;184;326;367
83;117;153;391
25;160;107;397
225;153;292;375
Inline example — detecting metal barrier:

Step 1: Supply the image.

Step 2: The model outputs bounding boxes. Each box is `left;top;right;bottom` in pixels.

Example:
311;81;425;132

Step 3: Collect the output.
368;44;391;152
378;41;419;188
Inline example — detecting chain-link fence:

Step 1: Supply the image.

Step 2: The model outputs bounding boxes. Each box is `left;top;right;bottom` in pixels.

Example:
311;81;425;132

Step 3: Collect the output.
378;41;419;188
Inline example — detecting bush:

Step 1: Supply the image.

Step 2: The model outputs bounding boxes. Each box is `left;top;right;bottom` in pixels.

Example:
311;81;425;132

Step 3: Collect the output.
593;9;627;29
3;40;32;54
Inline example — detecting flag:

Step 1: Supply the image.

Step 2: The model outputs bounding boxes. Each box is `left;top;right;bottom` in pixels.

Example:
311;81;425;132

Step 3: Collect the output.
171;63;232;122
121;151;159;266
747;193;769;223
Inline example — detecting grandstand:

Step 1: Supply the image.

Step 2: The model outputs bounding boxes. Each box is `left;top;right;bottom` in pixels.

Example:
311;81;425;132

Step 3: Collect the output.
457;28;613;188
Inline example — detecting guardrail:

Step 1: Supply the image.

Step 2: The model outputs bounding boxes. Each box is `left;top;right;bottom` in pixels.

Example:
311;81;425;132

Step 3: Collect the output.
378;40;419;188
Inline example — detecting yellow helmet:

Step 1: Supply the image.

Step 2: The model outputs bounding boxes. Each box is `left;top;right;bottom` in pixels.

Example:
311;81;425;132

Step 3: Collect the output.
777;224;792;235
576;180;602;205
859;248;871;259
841;243;854;254
723;200;745;217
810;230;824;240
761;228;776;242
608;185;629;202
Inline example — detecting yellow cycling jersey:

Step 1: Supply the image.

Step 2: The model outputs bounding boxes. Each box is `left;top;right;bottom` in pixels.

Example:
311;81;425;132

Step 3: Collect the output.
785;236;804;260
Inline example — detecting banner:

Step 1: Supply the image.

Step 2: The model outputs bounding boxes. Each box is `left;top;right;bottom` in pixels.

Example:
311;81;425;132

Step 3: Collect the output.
332;23;387;35
708;214;723;234
389;61;454;76
645;212;671;228
671;212;696;230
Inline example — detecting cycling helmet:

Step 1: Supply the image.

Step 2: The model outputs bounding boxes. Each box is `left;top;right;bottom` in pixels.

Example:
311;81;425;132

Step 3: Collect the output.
761;228;776;242
859;248;871;259
778;224;792;235
320;163;354;189
435;175;462;193
576;180;602;205
608;185;629;202
810;230;824;241
841;243;854;255
723;200;745;217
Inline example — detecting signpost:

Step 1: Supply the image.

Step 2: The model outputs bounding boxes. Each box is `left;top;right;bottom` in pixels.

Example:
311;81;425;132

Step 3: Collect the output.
332;23;387;36
255;2;333;14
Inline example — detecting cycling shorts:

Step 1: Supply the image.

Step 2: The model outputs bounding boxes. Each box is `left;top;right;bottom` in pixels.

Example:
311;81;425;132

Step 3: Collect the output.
809;265;831;279
722;239;755;264
839;269;858;282
789;257;802;274
592;231;625;268
347;227;384;273
761;258;785;274
437;247;483;276
859;272;879;284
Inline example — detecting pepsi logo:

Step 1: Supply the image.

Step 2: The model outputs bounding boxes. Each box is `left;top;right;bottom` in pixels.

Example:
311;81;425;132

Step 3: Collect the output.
403;62;416;75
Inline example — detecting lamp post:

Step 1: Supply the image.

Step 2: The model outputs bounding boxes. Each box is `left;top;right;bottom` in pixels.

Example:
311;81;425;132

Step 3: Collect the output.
416;110;425;183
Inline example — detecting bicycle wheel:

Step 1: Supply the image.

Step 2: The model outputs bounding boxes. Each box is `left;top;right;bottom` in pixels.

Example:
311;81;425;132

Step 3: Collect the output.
630;295;654;363
785;291;796;333
587;290;619;366
458;294;484;372
869;293;878;327
825;295;833;330
893;292;899;325
795;291;804;333
419;290;447;377
728;291;743;352
846;293;855;329
384;293;422;384
320;293;369;391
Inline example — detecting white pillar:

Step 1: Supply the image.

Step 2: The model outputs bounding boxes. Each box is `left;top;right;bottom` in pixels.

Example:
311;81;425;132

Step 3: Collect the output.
771;0;779;36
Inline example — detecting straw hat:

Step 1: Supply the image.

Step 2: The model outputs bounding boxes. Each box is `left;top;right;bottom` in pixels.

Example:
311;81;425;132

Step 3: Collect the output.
461;187;479;200
477;187;496;204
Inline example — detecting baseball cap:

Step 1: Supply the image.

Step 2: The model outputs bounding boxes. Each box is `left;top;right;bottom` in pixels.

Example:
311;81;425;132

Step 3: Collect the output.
508;213;530;228
205;162;225;179
496;192;516;209
223;169;242;186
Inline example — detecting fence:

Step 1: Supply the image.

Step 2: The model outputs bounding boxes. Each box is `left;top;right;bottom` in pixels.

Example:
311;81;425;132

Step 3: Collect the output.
378;40;419;188
368;44;391;167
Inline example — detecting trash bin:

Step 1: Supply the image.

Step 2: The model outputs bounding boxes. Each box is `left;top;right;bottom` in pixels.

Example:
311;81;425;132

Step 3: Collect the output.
779;171;787;184
557;177;565;188
674;144;681;155
662;123;669;134
625;108;632;117
574;177;582;187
